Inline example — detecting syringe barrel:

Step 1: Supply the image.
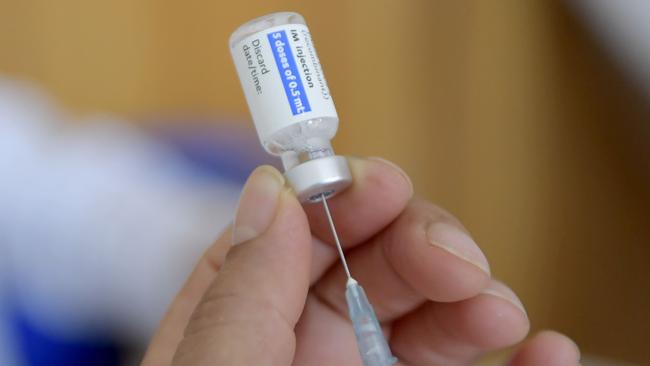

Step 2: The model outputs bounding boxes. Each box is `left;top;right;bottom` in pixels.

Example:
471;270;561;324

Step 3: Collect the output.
345;281;397;366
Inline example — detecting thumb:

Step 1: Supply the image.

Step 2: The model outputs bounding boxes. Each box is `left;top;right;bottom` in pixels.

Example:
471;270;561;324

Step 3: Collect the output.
172;166;312;366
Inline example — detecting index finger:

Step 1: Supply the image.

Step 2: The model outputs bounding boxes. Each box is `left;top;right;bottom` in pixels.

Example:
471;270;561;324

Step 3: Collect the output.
303;156;413;248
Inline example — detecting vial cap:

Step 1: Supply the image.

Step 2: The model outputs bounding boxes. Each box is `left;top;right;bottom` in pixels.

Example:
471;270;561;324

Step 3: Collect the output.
284;155;351;203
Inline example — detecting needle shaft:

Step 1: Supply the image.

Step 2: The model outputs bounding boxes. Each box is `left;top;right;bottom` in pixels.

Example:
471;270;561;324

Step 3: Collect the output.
321;194;352;279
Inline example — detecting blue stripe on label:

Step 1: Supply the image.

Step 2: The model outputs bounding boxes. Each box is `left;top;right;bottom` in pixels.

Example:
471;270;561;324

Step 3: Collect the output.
267;30;311;115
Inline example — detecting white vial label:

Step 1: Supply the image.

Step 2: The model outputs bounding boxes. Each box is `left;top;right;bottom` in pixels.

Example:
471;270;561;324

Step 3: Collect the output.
231;24;338;142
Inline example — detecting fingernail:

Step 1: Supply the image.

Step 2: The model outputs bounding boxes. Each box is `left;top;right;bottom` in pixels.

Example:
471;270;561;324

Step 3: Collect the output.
481;281;528;318
426;222;491;275
232;166;285;245
367;157;413;196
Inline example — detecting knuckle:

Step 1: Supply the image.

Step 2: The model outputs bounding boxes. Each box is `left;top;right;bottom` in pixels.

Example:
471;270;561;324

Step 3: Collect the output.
185;290;293;339
406;198;465;229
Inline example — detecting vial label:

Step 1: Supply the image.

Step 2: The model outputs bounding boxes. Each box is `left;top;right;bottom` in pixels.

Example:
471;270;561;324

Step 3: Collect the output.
231;24;337;141
267;30;311;116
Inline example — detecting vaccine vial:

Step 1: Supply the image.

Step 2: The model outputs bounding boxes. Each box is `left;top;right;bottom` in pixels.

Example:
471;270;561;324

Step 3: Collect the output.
229;12;351;203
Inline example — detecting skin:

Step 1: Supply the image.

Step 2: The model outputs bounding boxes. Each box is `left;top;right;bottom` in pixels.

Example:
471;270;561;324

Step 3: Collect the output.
141;157;581;366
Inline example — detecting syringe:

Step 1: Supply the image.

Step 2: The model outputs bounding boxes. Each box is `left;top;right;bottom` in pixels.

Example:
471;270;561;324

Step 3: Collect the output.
321;195;398;366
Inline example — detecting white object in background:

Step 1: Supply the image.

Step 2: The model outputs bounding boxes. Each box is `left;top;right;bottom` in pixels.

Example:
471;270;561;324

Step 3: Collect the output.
569;0;650;98
230;12;351;203
0;274;19;366
0;79;240;346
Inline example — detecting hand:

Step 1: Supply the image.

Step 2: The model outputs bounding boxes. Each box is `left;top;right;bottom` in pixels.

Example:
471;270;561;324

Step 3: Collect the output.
142;157;580;366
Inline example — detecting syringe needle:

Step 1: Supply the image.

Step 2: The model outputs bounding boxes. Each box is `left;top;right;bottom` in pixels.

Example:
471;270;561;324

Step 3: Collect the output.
321;193;352;280
320;194;397;366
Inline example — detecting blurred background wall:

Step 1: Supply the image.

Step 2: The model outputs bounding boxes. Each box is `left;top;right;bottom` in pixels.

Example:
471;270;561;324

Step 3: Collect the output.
1;0;649;364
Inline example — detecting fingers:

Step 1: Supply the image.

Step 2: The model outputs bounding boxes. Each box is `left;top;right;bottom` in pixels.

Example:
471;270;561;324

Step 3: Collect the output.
172;166;312;366
308;236;338;284
390;280;530;366
146;157;413;365
509;330;581;366
383;200;490;302
142;226;232;366
304;157;413;248
313;199;491;322
296;199;493;365
304;156;413;286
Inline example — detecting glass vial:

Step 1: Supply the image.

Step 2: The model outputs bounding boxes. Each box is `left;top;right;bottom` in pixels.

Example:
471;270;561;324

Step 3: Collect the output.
230;12;351;202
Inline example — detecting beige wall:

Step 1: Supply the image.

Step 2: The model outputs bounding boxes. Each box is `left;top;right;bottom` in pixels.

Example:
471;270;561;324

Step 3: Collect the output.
1;1;649;363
